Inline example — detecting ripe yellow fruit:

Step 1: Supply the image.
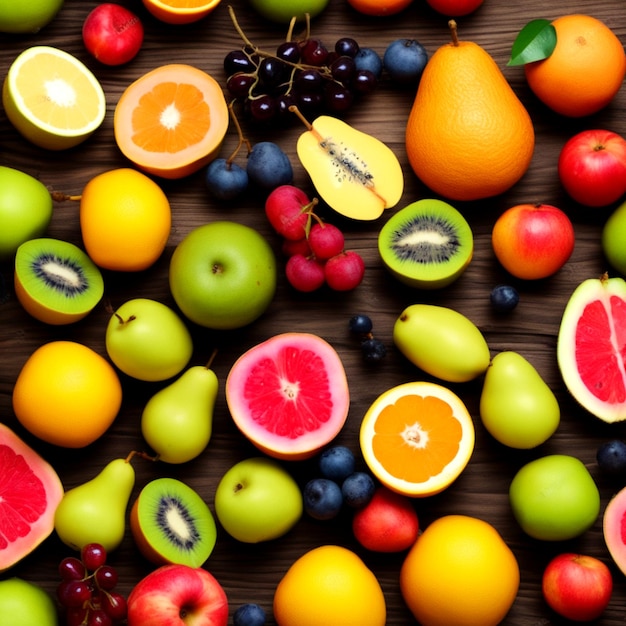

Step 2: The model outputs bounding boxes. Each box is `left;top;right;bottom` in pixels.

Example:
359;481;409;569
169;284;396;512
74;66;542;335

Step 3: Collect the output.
273;545;386;626
12;340;123;448
79;168;171;272
405;21;534;201
400;515;520;626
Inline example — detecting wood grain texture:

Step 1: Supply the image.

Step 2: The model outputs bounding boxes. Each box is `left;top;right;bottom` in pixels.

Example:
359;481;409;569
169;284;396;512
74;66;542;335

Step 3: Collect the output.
1;0;626;623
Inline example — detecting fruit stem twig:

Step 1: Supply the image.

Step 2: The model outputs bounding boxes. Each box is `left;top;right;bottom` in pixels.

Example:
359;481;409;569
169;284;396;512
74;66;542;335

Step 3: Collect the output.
448;20;459;46
51;191;81;202
226;100;252;163
205;347;219;369
289;105;314;130
125;450;159;463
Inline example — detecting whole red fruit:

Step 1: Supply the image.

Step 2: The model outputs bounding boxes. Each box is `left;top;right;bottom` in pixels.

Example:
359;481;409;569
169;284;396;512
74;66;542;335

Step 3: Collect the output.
491;203;575;280
265;185;313;241
425;0;484;16
324;250;365;291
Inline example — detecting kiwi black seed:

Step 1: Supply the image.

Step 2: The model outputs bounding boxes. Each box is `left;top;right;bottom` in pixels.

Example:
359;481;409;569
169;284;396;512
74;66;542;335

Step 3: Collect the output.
130;477;217;568
14;237;104;325
378;199;473;289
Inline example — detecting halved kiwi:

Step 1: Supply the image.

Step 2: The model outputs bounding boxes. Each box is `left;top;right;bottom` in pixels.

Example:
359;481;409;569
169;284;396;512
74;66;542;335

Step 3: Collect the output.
378;199;473;289
130;477;217;568
14;237;104;325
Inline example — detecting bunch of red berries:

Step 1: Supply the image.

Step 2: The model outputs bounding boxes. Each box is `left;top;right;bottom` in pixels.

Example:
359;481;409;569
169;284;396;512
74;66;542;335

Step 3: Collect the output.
265;184;365;292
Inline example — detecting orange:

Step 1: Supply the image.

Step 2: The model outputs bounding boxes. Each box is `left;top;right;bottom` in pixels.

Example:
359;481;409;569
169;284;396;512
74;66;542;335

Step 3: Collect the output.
2;46;106;151
79;168;171;272
346;0;413;17
359;381;475;497
114;64;229;179
141;0;221;24
12;340;123;448
405;21;535;201
525;14;626;118
400;515;520;626
273;545;386;626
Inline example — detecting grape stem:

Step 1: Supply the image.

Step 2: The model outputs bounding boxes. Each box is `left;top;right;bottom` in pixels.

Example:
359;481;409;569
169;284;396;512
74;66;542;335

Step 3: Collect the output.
225;100;252;165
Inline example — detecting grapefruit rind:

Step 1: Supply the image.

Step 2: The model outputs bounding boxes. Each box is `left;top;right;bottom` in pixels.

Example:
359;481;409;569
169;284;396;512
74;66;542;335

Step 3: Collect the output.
603;485;626;575
557;275;626;423
0;423;64;571
225;333;350;461
359;381;475;497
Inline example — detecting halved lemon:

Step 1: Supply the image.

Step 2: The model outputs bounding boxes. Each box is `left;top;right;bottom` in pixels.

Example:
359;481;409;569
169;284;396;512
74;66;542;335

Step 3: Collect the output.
2;46;106;151
142;0;222;25
360;381;475;497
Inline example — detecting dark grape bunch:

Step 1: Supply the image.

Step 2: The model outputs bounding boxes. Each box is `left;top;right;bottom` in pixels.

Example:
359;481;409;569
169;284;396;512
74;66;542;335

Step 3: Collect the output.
57;543;127;626
224;9;379;124
349;314;387;363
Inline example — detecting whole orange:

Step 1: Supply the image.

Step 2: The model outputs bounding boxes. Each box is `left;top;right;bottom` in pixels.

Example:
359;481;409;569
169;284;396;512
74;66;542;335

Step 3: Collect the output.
525;14;626;117
79;168;171;272
12;340;123;448
400;515;520;626
346;0;413;16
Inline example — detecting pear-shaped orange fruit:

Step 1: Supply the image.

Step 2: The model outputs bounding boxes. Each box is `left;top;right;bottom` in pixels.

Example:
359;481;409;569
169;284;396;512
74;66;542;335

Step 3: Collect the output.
405;21;534;202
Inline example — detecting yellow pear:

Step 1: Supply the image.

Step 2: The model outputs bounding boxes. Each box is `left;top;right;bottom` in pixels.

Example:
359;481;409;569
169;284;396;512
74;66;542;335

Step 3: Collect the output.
405;20;534;202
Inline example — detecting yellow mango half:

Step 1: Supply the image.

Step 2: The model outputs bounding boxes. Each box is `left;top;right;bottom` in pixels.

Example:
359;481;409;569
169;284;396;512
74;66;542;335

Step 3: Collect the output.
296;115;404;221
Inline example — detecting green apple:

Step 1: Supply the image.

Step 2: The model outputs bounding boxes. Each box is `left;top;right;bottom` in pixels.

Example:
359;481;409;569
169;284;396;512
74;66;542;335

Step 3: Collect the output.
0;166;53;261
509;454;600;541
602;199;626;276
0;577;58;626
214;456;303;543
247;0;330;23
105;298;194;382
0;0;63;33
169;221;276;330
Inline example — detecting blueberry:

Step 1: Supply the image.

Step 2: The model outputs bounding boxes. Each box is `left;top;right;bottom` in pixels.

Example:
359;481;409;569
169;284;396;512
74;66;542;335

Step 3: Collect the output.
233;603;266;626
383;38;428;86
361;337;387;363
246;141;293;190
490;284;520;312
597;440;626;476
342;472;375;509
205;158;248;200
349;314;373;335
353;47;383;79
319;445;356;481
303;478;344;520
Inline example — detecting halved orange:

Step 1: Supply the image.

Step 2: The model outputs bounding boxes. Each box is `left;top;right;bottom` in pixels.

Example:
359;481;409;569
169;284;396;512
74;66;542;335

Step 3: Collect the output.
360;381;475;497
113;64;229;179
2;46;106;151
142;0;222;24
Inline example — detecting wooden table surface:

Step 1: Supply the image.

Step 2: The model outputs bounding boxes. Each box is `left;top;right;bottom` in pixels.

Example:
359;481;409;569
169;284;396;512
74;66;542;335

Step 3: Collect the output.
2;0;626;623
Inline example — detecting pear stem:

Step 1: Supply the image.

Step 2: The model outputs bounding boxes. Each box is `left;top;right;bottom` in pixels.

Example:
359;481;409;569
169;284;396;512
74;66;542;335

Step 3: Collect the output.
205;347;219;369
448;20;459;46
125;450;159;464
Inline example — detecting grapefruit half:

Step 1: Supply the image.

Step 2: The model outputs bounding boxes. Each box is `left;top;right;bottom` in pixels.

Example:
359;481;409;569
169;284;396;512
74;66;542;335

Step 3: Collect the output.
225;333;350;460
557;273;626;422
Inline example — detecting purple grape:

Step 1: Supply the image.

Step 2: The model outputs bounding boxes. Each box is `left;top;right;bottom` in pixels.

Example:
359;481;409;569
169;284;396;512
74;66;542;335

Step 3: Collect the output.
226;73;256;98
276;41;300;63
299;38;329;66
330;55;356;82
223;49;257;75
335;37;360;58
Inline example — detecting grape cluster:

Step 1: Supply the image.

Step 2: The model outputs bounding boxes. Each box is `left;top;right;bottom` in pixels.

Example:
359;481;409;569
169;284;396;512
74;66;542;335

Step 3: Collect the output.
57;543;126;626
224;12;378;125
349;314;387;363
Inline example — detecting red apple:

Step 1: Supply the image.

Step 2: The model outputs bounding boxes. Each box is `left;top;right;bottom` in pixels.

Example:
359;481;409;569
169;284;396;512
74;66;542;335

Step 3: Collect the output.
558;129;626;207
352;486;419;552
82;3;144;66
491;203;575;280
127;564;228;626
425;0;484;17
542;553;613;622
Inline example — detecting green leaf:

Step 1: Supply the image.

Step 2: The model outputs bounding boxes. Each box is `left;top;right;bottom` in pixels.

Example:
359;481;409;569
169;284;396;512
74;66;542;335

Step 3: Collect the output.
507;19;557;66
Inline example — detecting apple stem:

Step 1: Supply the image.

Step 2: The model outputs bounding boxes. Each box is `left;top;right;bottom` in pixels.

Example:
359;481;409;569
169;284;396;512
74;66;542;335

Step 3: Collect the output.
449;20;460;46
205;347;219;370
114;312;136;325
51;191;81;202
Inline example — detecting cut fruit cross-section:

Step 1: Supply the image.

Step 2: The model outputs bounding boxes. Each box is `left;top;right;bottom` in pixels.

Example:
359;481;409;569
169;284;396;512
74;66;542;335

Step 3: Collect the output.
2;46;106;151
142;0;222;24
114;64;229;179
360;381;475;497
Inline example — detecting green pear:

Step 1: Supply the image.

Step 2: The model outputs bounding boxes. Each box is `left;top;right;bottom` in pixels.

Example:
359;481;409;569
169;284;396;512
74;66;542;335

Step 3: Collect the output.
141;361;218;464
54;456;135;552
480;351;560;449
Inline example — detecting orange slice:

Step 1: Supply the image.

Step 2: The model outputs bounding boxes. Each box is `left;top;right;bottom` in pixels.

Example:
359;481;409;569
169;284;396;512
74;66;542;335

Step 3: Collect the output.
360;381;475;497
113;64;229;179
142;0;222;24
2;46;106;151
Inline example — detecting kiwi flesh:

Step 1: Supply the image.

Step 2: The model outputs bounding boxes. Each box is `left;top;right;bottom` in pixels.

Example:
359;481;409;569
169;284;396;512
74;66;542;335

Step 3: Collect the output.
378;199;473;289
14;237;104;325
130;477;217;568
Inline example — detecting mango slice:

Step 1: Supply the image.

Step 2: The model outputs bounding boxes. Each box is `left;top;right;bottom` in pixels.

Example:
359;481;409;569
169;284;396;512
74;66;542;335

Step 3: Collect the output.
296;115;403;221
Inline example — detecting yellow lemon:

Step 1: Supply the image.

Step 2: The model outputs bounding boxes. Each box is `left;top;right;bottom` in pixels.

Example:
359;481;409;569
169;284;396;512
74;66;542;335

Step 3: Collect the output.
273;545;386;626
12;341;123;448
400;514;520;626
2;46;106;150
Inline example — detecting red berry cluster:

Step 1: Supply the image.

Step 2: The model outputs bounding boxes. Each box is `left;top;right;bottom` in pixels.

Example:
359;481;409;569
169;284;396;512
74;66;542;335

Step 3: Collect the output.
57;543;127;626
265;184;365;292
